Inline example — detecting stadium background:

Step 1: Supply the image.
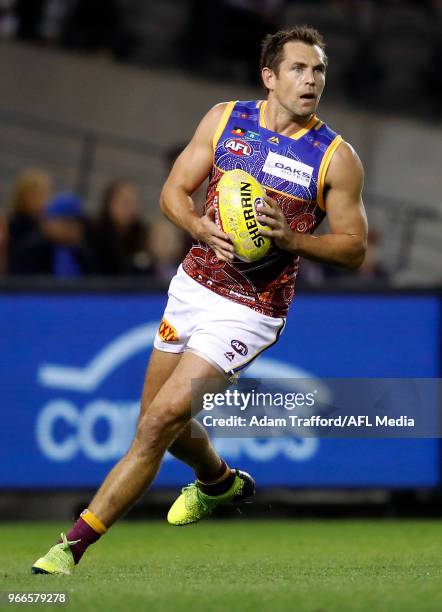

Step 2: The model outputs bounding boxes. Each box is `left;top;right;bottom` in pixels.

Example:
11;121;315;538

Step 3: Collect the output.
0;0;441;581
1;3;442;611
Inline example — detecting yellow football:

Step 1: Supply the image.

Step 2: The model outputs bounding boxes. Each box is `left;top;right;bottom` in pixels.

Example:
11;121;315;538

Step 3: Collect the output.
215;169;272;262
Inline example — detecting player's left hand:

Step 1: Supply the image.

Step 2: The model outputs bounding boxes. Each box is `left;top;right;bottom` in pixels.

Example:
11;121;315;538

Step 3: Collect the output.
257;195;297;253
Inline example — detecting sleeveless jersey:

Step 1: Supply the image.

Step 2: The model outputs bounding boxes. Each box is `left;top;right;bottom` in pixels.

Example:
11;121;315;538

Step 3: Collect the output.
182;100;342;318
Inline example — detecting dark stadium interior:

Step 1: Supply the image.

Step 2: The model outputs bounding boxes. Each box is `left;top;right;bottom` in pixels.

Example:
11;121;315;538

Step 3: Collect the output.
0;4;442;610
2;0;442;116
0;0;441;286
0;0;441;574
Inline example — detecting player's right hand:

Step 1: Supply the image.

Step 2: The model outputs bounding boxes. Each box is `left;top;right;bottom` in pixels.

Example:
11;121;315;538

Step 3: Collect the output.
194;206;234;262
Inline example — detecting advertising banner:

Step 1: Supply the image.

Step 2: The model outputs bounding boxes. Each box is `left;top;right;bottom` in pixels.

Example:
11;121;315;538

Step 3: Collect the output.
0;291;439;488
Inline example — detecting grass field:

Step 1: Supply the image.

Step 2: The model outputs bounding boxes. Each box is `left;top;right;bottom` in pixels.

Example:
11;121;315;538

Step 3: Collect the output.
0;520;441;611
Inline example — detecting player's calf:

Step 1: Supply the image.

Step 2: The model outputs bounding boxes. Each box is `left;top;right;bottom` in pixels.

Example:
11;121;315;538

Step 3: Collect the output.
32;409;189;574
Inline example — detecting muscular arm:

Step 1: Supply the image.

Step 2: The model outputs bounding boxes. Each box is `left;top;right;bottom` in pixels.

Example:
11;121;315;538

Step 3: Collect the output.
260;142;368;269
160;103;234;261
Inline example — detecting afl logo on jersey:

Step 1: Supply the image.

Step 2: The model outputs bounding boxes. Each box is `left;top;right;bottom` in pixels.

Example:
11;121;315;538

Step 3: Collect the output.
231;339;248;356
224;139;252;157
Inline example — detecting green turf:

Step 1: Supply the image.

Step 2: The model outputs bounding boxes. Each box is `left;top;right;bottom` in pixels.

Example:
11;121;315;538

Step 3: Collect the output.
0;520;441;611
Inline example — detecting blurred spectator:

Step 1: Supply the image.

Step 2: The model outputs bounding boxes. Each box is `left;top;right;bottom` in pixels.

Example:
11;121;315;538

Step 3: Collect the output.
39;0;76;45
147;217;186;283
9;192;97;277
0;0;18;39
91;179;149;276
7;167;52;275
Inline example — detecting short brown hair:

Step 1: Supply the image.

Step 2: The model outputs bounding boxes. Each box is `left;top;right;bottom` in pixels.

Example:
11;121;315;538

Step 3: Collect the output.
260;26;327;75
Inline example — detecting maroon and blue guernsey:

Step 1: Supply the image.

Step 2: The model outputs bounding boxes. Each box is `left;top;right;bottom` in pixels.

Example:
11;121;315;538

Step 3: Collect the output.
183;99;342;318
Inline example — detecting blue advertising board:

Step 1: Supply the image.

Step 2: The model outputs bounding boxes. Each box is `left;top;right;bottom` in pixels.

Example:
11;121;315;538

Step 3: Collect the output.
0;290;440;489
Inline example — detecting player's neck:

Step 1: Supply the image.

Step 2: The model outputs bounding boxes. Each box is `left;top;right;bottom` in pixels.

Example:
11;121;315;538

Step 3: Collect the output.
264;98;315;136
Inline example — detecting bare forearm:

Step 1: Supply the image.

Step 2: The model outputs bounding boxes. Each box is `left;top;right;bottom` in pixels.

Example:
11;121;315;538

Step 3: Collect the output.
160;183;200;238
160;182;234;262
259;188;367;270
290;232;366;269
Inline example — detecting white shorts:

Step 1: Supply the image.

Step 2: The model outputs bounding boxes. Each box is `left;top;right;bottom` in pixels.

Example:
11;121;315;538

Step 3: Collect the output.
154;265;285;378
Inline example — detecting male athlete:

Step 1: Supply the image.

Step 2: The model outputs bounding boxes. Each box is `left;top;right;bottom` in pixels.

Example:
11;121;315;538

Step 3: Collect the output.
32;26;367;574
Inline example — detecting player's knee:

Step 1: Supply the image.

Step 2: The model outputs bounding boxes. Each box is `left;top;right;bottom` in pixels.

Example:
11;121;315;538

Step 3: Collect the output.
134;404;188;451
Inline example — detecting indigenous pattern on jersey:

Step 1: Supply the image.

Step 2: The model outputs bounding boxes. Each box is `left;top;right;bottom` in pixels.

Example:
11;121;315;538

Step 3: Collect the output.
182;100;342;317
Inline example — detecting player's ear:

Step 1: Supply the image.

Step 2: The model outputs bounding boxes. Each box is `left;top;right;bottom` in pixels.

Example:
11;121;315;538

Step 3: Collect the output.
261;67;275;91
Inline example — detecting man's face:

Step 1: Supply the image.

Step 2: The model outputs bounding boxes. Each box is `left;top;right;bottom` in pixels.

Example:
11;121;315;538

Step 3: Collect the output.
264;41;326;117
